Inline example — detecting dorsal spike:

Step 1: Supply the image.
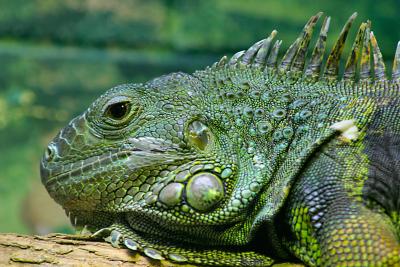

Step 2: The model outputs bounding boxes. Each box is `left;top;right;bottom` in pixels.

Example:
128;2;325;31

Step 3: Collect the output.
304;16;331;81
291;12;323;72
254;30;278;67
266;40;282;69
343;22;367;81
323;12;358;80
279;14;320;72
240;40;264;65
370;31;387;81
217;56;228;67
278;38;300;71
359;22;371;80
392;41;400;81
228;50;245;65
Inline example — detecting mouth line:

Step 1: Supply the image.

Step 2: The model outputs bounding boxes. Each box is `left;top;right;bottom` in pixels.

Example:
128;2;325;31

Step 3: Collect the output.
42;137;188;185
43;149;140;186
43;146;191;186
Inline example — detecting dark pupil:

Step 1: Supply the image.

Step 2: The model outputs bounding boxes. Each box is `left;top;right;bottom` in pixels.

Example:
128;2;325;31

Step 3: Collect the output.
108;102;129;119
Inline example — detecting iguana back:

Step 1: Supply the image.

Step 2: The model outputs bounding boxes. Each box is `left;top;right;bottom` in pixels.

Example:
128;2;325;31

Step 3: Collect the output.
40;12;400;266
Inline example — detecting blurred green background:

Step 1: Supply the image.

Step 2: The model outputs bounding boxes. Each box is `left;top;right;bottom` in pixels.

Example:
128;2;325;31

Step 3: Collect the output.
0;0;399;234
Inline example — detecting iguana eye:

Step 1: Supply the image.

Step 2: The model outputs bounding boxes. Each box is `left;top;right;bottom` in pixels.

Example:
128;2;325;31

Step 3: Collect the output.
188;121;211;150
106;101;131;120
100;97;141;129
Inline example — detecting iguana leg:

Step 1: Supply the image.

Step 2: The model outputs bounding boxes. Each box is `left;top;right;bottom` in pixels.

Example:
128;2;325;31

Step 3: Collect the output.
90;219;274;267
282;141;400;266
318;203;399;266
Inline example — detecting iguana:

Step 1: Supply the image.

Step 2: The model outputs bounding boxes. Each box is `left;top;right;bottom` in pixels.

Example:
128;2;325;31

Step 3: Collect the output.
40;12;400;266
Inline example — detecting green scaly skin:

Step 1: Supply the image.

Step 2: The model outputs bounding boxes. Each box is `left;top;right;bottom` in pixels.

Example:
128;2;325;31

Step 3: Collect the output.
40;12;400;266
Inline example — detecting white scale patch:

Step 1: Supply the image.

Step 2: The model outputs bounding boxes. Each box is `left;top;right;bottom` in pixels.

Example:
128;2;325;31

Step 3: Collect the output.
330;119;360;142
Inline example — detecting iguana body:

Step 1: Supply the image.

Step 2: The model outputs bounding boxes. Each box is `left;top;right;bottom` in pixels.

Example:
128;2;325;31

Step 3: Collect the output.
40;12;400;266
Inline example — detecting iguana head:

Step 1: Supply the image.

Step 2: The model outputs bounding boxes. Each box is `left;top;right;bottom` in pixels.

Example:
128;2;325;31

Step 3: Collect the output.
40;71;273;265
41;72;233;220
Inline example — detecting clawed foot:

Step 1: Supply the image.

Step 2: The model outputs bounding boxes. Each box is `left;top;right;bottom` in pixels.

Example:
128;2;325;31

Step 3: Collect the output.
89;222;273;266
91;224;188;263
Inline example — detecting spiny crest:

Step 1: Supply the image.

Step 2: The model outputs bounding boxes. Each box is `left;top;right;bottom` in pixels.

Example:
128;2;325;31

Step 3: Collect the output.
212;12;400;84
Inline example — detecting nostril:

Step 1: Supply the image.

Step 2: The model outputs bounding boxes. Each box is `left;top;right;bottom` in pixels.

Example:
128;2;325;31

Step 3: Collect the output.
44;144;56;162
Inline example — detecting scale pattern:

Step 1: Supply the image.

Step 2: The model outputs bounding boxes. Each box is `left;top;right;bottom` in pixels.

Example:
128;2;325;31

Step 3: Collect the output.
40;12;400;266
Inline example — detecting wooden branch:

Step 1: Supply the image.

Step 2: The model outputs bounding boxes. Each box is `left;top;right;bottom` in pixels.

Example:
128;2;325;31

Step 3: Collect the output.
0;233;303;267
0;233;195;266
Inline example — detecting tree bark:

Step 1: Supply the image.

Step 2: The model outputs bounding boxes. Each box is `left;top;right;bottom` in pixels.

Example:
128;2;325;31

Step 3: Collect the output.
0;233;195;266
0;233;303;267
